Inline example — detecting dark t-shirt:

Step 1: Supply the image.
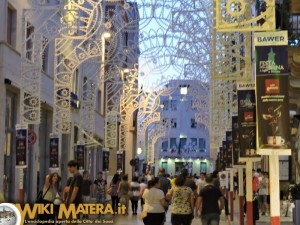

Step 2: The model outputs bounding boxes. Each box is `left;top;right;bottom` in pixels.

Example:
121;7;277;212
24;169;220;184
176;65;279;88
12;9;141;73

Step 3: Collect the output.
94;179;107;195
82;179;92;196
199;185;223;215
184;178;197;192
68;173;83;205
158;175;171;195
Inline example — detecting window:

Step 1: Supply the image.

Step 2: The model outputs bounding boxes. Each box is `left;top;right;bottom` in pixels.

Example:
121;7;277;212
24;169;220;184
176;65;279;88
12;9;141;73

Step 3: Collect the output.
162;100;169;111
7;6;16;48
199;138;206;152
170;100;177;111
26;22;34;60
190;138;197;151
171;118;177;128
96;90;102;113
170;138;177;151
179;138;187;150
162;118;169;128
289;14;300;41
191;118;197;128
161;140;168;152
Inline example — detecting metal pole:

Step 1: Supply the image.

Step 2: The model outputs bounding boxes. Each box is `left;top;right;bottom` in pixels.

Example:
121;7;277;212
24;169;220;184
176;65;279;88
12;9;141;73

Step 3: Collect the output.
269;154;280;225
238;166;245;225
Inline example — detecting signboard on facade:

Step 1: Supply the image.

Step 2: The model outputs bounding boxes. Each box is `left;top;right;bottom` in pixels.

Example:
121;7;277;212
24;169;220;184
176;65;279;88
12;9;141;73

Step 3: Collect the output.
16;124;27;168
49;133;59;168
254;31;290;151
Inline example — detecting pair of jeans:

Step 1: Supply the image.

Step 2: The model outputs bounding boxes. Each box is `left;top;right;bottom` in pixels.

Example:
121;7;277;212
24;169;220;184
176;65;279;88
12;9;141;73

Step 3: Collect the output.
201;213;220;225
97;193;106;204
111;195;120;212
131;199;138;213
171;213;193;225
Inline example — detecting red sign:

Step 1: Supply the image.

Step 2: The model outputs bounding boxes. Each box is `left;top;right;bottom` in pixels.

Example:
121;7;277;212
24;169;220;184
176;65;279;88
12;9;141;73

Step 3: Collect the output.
265;79;280;94
28;130;37;146
244;111;254;122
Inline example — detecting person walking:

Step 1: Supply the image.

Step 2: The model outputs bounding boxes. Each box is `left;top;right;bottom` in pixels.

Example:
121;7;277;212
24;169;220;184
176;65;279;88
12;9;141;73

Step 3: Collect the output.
109;173;121;213
195;174;224;225
258;172;269;216
82;171;92;219
142;177;168;225
196;172;206;195
158;168;171;196
139;177;147;211
66;160;83;223
38;172;61;224
166;175;195;225
118;174;130;215
130;176;140;215
93;171;107;205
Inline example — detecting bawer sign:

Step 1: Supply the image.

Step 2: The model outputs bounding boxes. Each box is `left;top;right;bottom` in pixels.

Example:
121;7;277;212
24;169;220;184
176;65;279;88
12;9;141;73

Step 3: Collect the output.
254;31;288;46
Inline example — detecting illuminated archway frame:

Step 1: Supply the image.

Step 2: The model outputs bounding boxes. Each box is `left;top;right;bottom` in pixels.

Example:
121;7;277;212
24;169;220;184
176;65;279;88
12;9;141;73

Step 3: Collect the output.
21;1;213;162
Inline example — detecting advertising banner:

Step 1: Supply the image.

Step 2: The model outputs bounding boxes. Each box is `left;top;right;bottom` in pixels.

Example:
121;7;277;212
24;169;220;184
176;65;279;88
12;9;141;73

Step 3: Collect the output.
76;143;85;170
226;131;233;168
117;151;124;173
16;124;27;168
49;134;59;168
232;116;240;164
237;82;257;157
254;31;290;150
102;149;110;171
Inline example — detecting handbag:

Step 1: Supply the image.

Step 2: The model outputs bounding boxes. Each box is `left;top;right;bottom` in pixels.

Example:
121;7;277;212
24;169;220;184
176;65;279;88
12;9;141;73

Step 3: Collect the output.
36;186;50;203
140;211;147;219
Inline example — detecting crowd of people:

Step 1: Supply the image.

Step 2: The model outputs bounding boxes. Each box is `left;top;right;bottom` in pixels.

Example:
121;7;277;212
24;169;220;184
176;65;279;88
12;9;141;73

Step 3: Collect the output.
35;160;276;225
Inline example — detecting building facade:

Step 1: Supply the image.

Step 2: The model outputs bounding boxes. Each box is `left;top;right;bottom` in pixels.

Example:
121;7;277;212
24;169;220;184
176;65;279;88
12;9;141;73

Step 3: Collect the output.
152;80;211;176
0;0;139;203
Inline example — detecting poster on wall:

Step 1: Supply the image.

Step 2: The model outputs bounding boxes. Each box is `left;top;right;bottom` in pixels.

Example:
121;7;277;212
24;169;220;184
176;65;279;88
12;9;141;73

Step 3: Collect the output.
237;82;258;157
16;124;27;168
117;151;124;173
232;116;240;164
222;141;227;170
102;149;110;171
49;133;59;168
226;131;233;168
254;31;290;151
76;143;85;170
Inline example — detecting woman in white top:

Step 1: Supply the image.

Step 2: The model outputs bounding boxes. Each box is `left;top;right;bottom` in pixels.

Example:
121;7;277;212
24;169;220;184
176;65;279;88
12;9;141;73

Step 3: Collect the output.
130;176;140;215
38;172;61;224
142;177;168;225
